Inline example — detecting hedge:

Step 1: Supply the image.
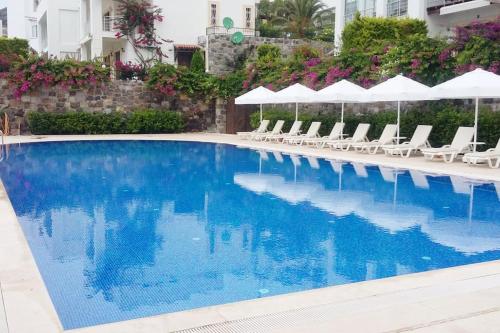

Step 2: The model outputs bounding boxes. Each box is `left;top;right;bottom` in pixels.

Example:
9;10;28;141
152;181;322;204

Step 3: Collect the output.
0;37;30;58
250;104;500;149
27;109;185;135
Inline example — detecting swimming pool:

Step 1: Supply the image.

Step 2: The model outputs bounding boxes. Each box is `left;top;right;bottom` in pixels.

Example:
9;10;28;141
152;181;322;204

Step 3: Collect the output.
0;140;499;329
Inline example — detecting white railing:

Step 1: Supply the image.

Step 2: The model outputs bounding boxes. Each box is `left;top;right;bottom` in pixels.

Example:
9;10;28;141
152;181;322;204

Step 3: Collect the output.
206;26;256;36
60;51;81;60
103;16;121;32
427;0;477;9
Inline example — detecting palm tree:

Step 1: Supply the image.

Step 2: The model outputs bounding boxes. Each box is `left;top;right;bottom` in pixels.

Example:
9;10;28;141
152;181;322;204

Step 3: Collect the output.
284;0;330;38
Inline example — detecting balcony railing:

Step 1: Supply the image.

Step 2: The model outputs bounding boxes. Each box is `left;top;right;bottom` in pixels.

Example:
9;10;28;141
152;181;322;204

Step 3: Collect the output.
206;26;256;36
60;51;81;60
427;0;478;13
1;27;7;37
103;16;121;32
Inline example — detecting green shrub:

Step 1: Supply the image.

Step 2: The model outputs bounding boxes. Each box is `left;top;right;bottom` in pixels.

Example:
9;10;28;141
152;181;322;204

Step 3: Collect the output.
341;14;427;51
0;37;30;58
27;110;185;135
250;103;500;149
190;49;205;73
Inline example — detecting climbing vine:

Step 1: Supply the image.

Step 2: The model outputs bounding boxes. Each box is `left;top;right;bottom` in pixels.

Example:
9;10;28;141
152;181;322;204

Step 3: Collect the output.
114;0;169;68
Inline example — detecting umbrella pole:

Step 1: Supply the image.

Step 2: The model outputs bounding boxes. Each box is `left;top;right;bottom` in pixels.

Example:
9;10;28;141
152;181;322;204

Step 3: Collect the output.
260;104;263;123
397;101;401;145
295;103;299;121
474;97;479;152
341;102;345;137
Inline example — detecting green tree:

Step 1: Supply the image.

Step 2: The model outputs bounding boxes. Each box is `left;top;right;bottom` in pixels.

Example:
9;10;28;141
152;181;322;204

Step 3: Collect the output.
284;0;332;38
190;49;205;73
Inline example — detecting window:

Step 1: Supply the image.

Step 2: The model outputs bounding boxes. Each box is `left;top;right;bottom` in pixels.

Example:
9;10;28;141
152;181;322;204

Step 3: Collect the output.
344;0;376;23
344;0;357;23
244;7;253;29
209;2;218;26
387;0;408;17
26;18;38;39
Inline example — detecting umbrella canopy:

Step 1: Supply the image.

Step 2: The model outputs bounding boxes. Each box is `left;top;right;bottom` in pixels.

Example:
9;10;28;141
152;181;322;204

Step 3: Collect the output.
273;83;317;121
366;75;433;143
235;86;276;123
430;69;500;151
273;83;317;103
235;86;276;105
315;80;367;136
315;79;367;103
430;68;500;99
365;75;432;102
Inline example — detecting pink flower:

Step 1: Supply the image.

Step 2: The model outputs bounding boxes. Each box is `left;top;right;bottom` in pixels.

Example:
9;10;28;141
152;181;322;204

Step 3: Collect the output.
304;58;321;68
410;59;421;70
325;66;352;85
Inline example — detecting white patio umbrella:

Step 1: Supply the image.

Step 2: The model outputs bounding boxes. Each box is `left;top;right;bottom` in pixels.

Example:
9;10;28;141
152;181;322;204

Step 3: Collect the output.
235;86;276;123
366;75;433;144
272;83;317;121
315;80;367;136
430;68;500;152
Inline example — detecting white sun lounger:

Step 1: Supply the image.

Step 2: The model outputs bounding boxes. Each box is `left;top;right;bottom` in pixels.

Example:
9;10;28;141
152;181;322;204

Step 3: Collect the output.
253;120;285;141
379;166;397;183
463;138;500;169
421;127;475;163
383;125;433;158
327;123;371;151
265;121;303;143
272;151;284;163
352;162;368;178
329;160;345;174
352;124;398;154
288;154;302;167
409;170;430;189
284;122;322;145
306;156;320;169
303;122;345;148
237;120;270;139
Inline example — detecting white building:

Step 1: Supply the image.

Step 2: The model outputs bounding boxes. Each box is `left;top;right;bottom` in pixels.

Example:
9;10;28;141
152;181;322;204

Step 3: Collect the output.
333;0;500;47
79;0;258;67
3;0;80;57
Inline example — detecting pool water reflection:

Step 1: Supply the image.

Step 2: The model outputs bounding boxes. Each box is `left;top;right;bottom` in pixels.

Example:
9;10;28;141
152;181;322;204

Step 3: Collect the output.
0;141;499;329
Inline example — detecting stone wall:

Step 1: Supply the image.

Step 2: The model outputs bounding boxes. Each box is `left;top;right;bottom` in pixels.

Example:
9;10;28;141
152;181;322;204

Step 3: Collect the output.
0;80;217;134
205;35;334;76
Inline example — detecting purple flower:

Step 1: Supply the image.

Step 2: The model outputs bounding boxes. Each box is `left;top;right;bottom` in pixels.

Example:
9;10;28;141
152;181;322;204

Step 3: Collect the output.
325;66;353;85
410;59;421;70
304;58;321;68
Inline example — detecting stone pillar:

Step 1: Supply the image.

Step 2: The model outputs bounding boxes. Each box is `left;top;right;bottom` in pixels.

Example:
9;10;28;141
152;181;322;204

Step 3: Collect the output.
215;97;226;134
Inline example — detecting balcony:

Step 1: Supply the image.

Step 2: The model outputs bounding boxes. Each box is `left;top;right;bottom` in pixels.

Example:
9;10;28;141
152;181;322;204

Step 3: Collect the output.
60;51;81;60
1;27;6;37
103;16;121;32
206;26;256;37
427;0;494;14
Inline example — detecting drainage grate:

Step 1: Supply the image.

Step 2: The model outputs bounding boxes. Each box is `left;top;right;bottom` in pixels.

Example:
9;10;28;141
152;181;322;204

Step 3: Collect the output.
171;304;337;333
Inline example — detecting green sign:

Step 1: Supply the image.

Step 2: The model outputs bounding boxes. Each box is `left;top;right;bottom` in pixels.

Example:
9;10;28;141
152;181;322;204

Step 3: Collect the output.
223;17;234;30
231;32;244;45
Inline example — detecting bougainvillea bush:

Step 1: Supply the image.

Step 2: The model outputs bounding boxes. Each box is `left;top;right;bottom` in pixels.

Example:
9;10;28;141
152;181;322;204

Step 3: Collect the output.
7;55;110;98
239;16;499;92
114;0;167;67
115;60;147;80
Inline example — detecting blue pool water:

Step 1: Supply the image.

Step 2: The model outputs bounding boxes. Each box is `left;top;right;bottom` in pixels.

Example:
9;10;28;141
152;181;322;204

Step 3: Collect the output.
0;140;499;329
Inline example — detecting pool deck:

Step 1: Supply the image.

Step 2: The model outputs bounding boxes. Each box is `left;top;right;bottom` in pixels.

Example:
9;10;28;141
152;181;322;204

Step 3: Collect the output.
0;133;499;333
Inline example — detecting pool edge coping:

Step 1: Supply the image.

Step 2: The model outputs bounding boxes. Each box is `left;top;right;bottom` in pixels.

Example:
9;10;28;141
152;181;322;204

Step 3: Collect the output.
0;133;499;332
